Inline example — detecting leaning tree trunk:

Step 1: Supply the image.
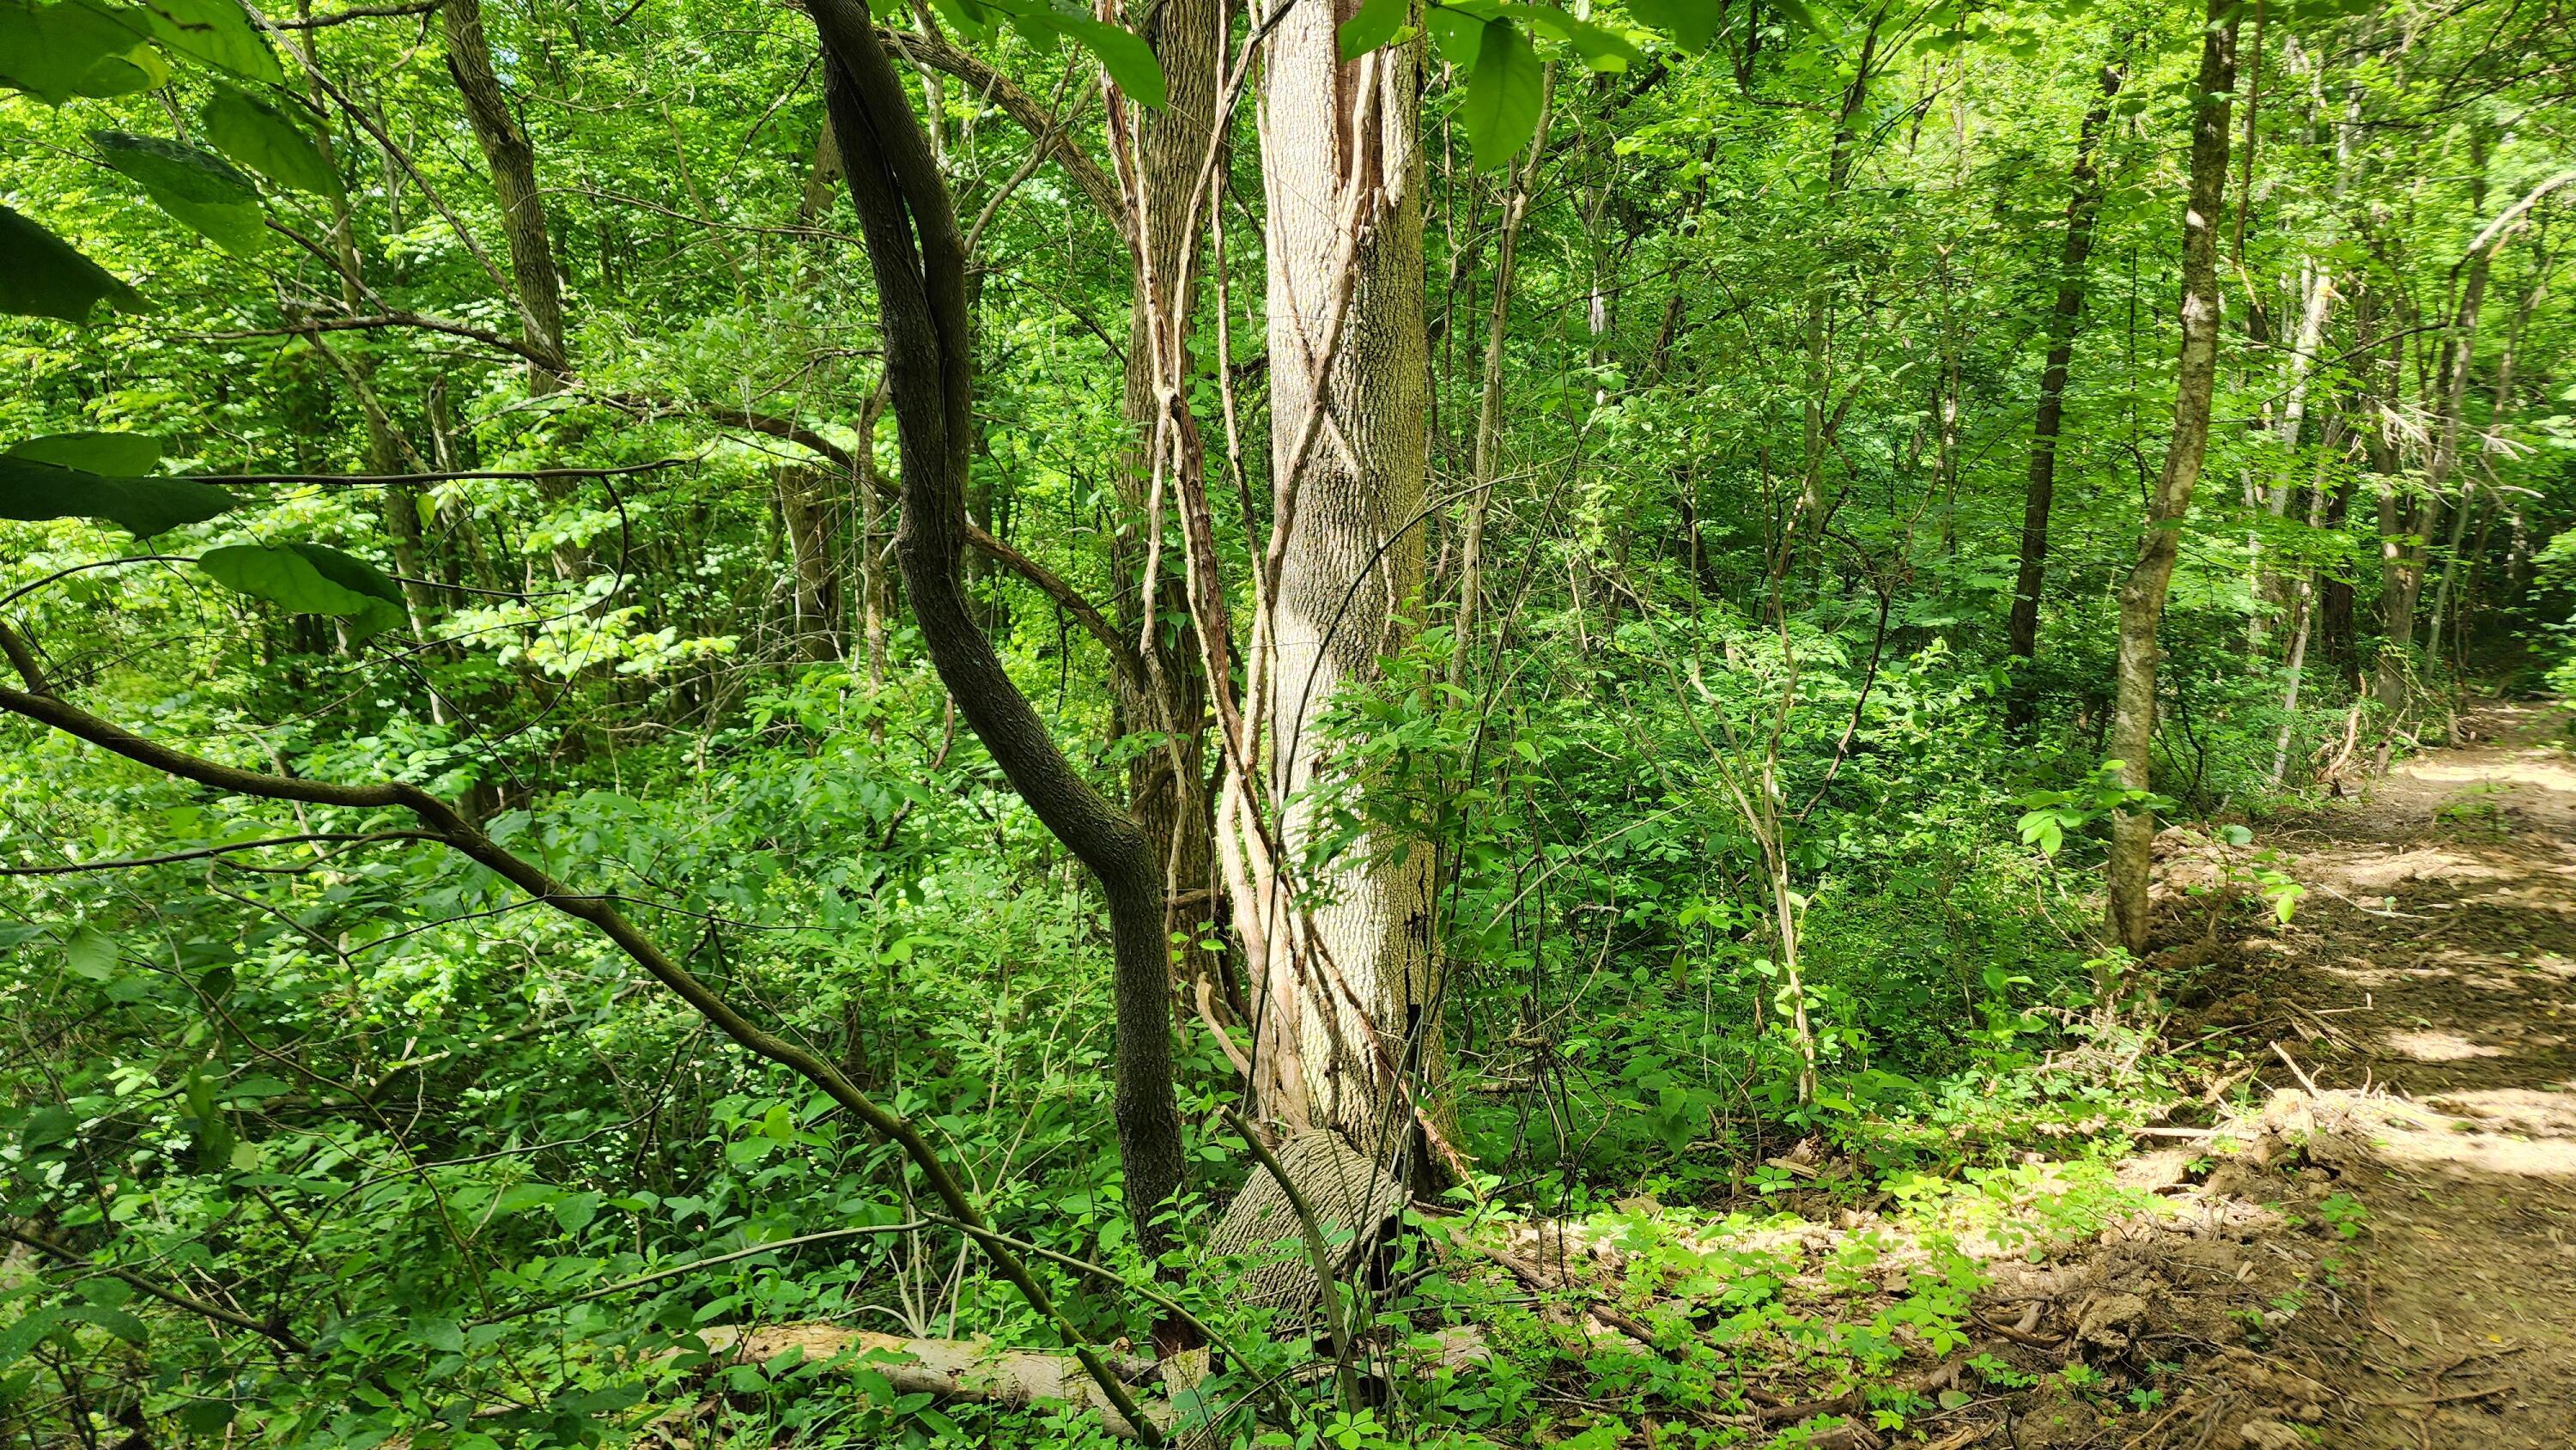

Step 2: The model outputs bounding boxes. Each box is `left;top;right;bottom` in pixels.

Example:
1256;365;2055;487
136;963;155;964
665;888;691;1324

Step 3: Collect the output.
1249;0;1446;1170
806;0;1187;1265
2005;52;2126;731
442;0;584;579
2106;0;2239;960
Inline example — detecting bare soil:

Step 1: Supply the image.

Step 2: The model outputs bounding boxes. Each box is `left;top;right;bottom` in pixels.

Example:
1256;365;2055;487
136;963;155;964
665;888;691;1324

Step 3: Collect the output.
1984;701;2576;1449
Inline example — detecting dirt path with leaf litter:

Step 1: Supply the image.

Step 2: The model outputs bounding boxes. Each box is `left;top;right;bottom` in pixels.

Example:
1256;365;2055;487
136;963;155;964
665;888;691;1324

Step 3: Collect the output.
2004;701;2576;1450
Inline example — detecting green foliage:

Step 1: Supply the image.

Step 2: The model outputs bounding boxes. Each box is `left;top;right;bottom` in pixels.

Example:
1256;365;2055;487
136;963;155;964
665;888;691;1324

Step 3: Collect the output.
201;82;343;197
0;203;143;320
2;0;2571;1441
0;454;234;535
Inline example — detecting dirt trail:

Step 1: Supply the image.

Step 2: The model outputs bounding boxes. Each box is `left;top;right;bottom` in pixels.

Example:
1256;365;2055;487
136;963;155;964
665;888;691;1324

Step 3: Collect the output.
2084;702;2576;1449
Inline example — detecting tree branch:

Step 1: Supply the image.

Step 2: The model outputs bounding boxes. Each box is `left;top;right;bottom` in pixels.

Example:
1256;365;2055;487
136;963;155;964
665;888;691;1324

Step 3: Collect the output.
0;682;1151;1434
873;24;1130;234
3;1225;313;1354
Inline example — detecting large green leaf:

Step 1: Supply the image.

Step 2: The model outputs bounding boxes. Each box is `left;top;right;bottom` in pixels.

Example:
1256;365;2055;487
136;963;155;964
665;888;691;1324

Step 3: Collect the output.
1510;3;1642;70
0;205;144;321
1625;0;1721;50
202;82;341;197
3;431;165;474
981;0;1163;108
93;130;273;255
0;0;167;103
197;543;407;638
128;0;281;82
1425;3;1487;65
1461;17;1542;170
1049;12;1164;109
286;541;405;612
93;129;261;206
1339;0;1407;61
0;457;237;535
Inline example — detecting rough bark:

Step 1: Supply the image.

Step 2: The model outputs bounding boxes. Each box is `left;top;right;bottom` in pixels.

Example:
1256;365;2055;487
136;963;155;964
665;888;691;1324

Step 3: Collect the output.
1109;0;1225;1003
441;0;583;577
441;0;568;381
806;0;1187;1262
2004;54;2125;728
2105;0;2237;959
1250;0;1445;1168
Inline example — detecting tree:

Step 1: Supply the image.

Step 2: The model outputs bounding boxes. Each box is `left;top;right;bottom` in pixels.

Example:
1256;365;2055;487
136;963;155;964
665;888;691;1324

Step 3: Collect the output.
801;0;1191;1265
1238;0;1444;1166
2106;0;2240;959
2007;50;2127;730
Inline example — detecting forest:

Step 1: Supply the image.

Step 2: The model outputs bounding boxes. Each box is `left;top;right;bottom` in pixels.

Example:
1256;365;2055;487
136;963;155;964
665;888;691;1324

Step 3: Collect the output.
3;0;2575;1444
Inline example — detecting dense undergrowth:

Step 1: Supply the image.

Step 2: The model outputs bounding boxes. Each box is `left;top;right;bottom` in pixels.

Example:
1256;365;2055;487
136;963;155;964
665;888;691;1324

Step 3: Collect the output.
6;0;2576;1441
0;579;2437;1448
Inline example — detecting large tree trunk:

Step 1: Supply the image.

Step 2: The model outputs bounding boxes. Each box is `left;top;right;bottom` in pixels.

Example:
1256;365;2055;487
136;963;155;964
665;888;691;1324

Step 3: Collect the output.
442;0;568;380
1110;0;1225;1005
808;1;1187;1266
2005;53;2126;729
1249;0;1445;1169
2105;0;2238;959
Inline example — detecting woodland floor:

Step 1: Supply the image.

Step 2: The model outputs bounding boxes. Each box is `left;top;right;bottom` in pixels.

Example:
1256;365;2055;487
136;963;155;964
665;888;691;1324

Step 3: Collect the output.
1959;701;2576;1449
660;710;2576;1449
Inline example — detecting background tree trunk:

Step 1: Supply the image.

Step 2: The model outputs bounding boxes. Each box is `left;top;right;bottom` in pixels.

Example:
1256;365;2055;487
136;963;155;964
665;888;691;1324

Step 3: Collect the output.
2106;0;2238;959
1112;0;1225;1009
2005;53;2125;730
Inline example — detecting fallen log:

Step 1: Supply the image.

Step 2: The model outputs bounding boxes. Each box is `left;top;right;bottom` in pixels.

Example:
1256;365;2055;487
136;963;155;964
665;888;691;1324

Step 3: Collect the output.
692;1325;1172;1439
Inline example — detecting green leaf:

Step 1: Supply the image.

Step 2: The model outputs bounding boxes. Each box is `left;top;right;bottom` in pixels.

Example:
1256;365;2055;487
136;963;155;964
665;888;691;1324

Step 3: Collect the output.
983;1;1163;108
1425;3;1485;65
202;82;341;197
1339;0;1406;60
127;0;283;83
0;1308;66;1368
0;0;167;103
1055;12;1164;109
197;543;407;637
93;130;273;255
1461;18;1542;171
19;1107;76;1151
922;0;996;42
285;541;404;610
1510;3;1642;69
0;204;144;321
1625;0;1719;50
1766;0;1826;34
64;925;117;981
0;457;236;536
3;431;164;474
58;1305;148;1345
